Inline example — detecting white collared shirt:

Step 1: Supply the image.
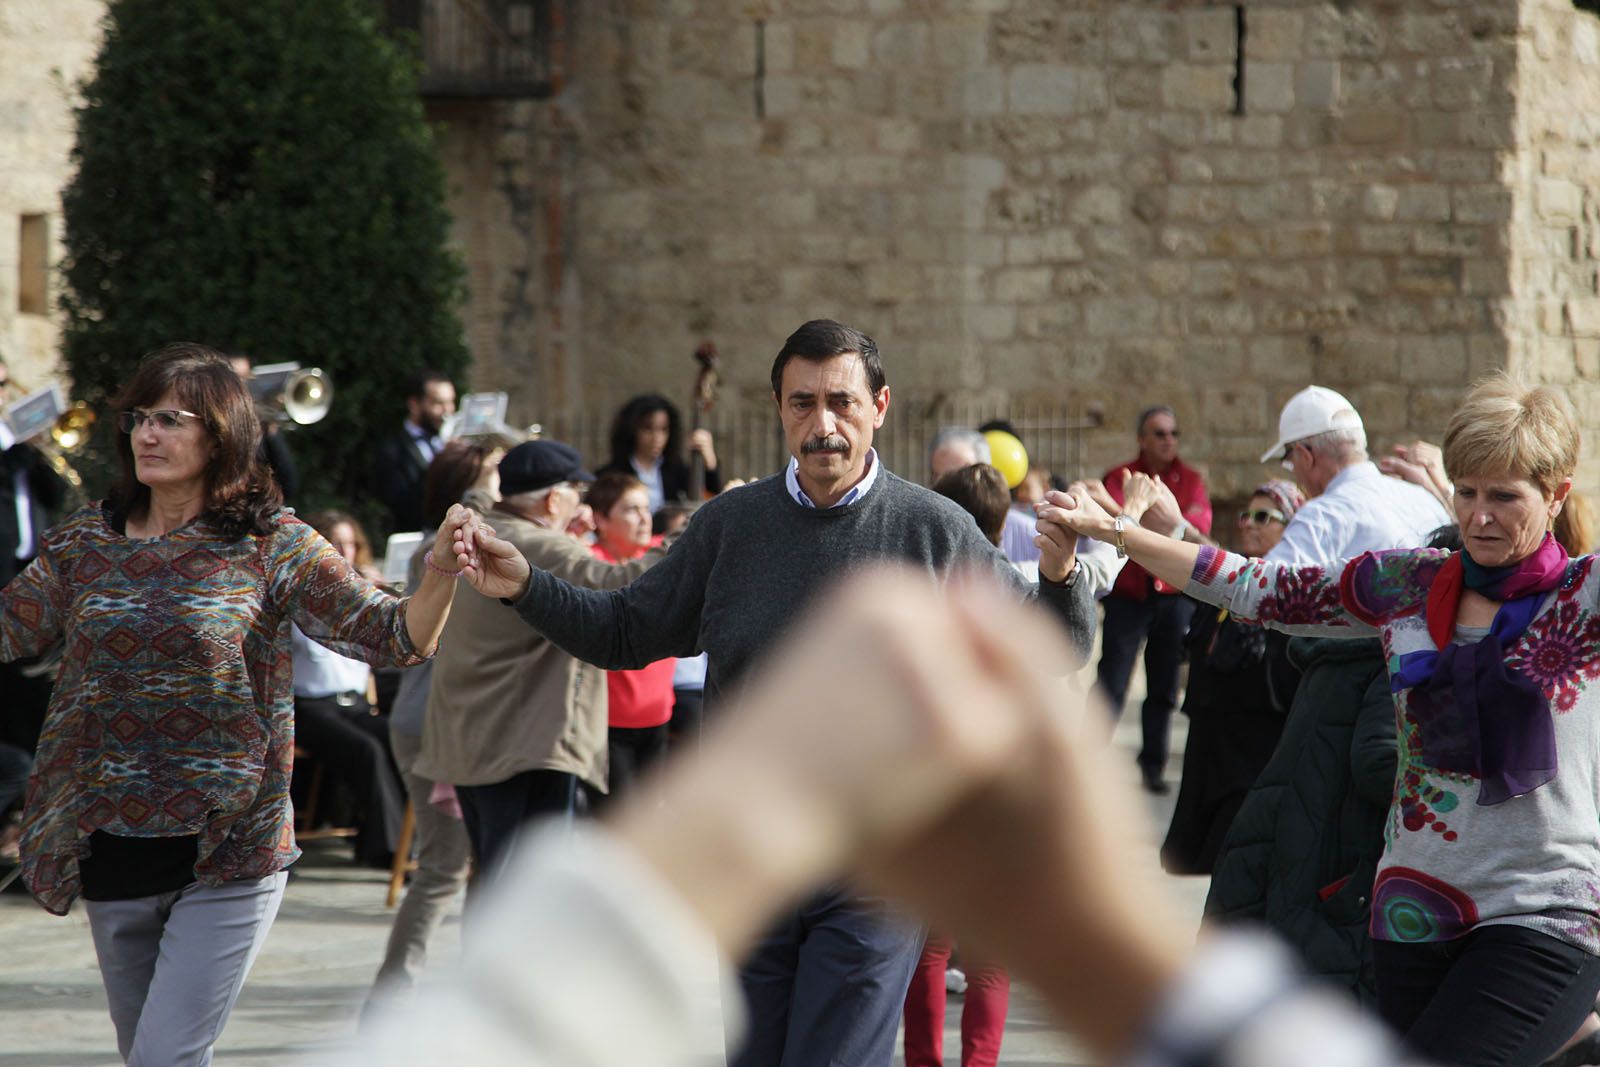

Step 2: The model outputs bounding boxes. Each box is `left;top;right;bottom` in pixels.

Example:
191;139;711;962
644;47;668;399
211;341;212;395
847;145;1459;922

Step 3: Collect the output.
630;456;666;514
784;448;880;509
0;419;34;561
1266;461;1452;567
406;419;444;465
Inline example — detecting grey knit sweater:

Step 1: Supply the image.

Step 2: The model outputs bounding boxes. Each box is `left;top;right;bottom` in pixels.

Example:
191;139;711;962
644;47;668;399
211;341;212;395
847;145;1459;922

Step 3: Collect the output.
508;469;1096;703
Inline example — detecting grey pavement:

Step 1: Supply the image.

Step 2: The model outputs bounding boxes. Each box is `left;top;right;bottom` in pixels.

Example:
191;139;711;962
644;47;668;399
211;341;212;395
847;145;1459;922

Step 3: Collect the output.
1;690;1207;1066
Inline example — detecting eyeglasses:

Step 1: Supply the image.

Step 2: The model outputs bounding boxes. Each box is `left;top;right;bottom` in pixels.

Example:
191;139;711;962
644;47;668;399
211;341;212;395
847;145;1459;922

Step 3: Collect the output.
1238;508;1287;526
117;409;201;433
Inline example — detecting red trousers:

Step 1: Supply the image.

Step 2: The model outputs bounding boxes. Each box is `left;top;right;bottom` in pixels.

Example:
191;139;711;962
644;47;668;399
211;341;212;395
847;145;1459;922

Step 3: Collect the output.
902;933;1010;1067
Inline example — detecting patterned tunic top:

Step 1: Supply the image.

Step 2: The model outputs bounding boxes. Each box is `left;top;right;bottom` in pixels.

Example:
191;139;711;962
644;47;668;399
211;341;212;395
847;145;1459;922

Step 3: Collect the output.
1188;544;1600;956
0;503;424;914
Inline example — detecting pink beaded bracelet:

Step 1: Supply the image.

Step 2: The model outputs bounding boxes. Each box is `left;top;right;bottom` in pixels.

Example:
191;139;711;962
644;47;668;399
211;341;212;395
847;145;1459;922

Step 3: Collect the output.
422;549;463;579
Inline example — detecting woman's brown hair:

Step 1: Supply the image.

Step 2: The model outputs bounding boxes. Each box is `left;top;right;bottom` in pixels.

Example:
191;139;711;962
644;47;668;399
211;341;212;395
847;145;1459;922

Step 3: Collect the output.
111;341;282;538
421;440;499;529
303;509;376;572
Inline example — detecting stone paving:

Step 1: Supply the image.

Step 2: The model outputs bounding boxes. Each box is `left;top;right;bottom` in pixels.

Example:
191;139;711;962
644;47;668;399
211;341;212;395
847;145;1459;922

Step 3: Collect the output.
0;716;1206;1067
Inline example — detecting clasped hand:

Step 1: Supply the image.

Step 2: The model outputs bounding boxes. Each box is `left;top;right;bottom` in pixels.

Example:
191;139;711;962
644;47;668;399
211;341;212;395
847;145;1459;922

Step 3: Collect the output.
432;504;533;600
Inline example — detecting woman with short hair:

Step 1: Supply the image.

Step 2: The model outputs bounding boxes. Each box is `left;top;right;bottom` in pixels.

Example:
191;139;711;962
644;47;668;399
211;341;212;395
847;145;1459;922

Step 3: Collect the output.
1045;374;1600;1066
0;342;503;1066
587;472;676;800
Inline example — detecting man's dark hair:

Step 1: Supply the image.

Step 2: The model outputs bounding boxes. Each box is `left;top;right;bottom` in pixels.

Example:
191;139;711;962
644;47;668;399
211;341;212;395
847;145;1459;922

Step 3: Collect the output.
405;369;452;401
770;319;885;397
977;418;1019;438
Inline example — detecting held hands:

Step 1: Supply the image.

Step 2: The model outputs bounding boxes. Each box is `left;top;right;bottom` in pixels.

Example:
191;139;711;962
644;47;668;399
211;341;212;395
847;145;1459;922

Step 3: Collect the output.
611;566;1189;1057
1117;470;1158;524
1076;477;1121;517
1130;474;1184;536
612;569;1072;946
439;503;532;600
1037;485;1115;543
1378;439;1451;510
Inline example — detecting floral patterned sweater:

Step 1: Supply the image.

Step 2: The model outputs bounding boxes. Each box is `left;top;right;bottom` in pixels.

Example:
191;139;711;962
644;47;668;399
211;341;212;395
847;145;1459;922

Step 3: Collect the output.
0;503;425;915
1188;544;1600;956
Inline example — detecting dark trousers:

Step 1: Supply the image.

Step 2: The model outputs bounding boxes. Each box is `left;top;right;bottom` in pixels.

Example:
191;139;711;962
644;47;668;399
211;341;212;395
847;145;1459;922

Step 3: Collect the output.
0;657;52;754
1374;925;1600;1066
730;886;924;1067
292;695;405;866
455;769;594;881
604;724;669;806
670;687;705;748
1095;593;1196;773
0;741;30;814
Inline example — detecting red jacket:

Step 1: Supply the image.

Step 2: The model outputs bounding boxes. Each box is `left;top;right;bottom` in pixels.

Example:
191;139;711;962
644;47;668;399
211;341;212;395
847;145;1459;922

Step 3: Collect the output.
591;539;677;728
1104;456;1213;600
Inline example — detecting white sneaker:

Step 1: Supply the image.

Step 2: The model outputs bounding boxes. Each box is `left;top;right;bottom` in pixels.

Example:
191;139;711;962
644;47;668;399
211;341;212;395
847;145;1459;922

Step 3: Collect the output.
945;967;967;995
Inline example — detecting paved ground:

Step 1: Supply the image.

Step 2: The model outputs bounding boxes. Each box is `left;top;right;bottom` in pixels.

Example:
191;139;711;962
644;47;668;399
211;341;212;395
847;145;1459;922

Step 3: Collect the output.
1;703;1207;1067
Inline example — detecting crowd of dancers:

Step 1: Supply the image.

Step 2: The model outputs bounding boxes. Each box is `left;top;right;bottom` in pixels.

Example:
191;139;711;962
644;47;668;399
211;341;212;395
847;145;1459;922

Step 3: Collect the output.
1;321;1598;1067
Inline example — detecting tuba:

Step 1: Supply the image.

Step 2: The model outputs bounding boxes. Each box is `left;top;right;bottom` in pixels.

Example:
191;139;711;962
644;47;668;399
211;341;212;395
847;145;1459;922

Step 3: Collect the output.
248;362;333;426
2;383;95;493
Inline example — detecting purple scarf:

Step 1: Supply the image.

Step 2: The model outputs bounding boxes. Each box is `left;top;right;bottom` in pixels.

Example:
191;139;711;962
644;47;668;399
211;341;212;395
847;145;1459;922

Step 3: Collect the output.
1390;534;1569;805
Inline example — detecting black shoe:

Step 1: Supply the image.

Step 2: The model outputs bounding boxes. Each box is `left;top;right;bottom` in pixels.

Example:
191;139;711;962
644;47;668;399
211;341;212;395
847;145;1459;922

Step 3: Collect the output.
1140;765;1170;795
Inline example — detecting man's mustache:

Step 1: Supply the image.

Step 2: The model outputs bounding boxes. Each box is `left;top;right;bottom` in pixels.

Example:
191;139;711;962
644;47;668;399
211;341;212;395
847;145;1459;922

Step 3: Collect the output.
801;435;849;455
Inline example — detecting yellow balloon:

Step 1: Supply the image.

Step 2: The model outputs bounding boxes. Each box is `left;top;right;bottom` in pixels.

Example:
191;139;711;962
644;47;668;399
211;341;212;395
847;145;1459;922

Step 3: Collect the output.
984;430;1029;488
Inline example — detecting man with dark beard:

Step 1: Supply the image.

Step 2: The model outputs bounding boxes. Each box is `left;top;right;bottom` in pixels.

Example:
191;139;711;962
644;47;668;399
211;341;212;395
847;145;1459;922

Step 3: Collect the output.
488;319;1097;1067
371;370;457;536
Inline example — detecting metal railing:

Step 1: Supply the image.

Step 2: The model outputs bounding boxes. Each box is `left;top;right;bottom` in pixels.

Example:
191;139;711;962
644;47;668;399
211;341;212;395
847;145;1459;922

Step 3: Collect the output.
379;0;554;98
536;390;1104;488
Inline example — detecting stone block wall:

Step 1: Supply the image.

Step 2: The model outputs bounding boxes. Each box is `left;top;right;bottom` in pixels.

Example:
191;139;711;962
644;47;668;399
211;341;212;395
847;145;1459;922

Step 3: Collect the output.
1511;0;1600;488
526;0;1536;492
0;1;102;392
8;1;1600;499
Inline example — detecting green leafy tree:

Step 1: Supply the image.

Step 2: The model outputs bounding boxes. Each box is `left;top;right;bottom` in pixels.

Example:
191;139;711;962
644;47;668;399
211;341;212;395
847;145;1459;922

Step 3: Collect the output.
60;0;467;519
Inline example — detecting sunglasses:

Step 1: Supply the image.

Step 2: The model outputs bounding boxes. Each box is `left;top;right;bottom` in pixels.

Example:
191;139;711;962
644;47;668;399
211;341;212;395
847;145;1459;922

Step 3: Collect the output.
1238;508;1287;526
117;409;201;433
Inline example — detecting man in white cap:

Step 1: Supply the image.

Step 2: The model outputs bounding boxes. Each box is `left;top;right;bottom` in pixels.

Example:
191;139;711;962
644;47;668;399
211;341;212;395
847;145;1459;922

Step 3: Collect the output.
1260;386;1451;565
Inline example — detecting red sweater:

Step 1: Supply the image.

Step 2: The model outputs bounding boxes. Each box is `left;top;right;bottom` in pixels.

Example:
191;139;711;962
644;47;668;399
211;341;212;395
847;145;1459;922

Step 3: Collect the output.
1104;455;1213;599
590;539;677;728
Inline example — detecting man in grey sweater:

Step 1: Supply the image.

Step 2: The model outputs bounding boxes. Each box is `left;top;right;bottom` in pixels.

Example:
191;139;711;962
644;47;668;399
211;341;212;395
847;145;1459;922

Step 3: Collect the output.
498;319;1096;1067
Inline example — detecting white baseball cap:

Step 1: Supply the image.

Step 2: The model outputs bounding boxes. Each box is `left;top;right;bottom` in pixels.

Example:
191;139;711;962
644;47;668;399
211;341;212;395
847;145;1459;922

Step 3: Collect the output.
1260;385;1365;464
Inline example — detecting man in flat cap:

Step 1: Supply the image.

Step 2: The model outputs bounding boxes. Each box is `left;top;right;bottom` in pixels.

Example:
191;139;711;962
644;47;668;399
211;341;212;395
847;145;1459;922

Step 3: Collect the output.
414;440;670;879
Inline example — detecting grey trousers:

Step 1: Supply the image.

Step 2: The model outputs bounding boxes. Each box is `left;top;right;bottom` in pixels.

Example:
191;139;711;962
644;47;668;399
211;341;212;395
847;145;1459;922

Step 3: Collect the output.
368;728;471;1003
85;871;287;1067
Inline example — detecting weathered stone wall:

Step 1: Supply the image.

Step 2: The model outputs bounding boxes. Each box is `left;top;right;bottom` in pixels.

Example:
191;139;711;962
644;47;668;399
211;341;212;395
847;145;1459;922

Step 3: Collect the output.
1511;0;1600;488
10;1;1600;498
535;1;1531;492
0;1;102;392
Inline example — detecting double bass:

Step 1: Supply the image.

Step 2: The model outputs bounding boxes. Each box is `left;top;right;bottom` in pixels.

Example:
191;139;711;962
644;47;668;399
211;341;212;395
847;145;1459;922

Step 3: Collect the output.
688;341;720;502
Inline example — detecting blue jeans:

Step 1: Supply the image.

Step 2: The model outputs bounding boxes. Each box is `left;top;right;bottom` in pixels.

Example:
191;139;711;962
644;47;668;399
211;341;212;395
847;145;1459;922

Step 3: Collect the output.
1374;924;1600;1066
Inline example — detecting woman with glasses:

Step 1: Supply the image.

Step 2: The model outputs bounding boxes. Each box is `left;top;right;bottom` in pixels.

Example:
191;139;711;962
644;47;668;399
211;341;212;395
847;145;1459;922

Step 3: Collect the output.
1160;481;1304;876
0;342;527;1066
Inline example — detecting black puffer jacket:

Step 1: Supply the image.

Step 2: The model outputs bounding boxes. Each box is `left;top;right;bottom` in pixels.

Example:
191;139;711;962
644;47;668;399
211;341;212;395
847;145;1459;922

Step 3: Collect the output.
1203;635;1395;1004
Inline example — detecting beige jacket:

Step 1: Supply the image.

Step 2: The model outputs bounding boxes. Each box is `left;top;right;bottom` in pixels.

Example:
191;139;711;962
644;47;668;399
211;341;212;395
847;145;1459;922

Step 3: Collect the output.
414;510;665;791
